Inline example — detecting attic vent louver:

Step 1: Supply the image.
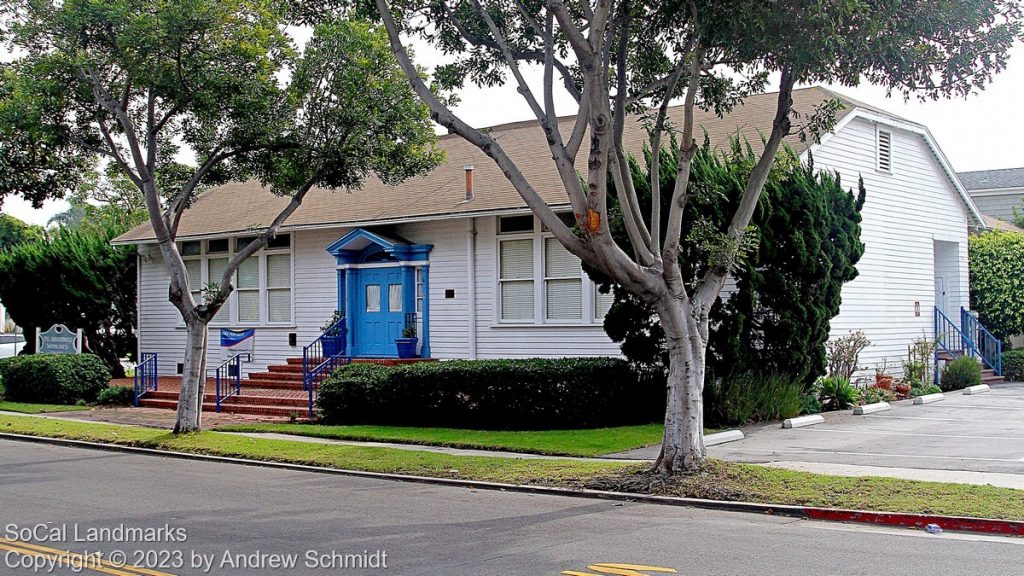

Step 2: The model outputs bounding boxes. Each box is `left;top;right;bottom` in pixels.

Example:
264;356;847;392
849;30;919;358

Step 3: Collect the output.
877;129;892;173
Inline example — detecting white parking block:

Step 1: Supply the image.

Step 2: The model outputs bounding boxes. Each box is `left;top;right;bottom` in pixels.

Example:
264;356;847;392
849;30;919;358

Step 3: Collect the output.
913;393;945;405
782;415;825;429
962;384;991;395
705;430;744;446
853;402;891;415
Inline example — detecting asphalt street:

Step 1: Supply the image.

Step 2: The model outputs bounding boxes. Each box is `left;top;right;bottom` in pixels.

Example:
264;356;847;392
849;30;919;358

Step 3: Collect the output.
1;439;1022;576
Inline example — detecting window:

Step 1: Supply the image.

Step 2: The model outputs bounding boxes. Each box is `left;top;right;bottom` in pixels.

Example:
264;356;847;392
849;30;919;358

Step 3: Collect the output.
499;215;534;234
496;216;604;324
544;238;581;320
176;235;293;326
877;128;892;173
236;257;260;323
388;284;403;312
594;285;614;320
365;284;381;312
265;253;291;323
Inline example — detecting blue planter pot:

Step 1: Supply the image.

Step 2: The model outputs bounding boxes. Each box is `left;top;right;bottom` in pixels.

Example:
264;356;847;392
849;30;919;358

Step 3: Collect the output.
395;337;418;359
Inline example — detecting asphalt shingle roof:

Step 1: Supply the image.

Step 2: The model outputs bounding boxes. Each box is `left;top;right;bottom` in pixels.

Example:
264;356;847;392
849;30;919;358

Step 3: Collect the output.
958;168;1024;191
113;87;878;244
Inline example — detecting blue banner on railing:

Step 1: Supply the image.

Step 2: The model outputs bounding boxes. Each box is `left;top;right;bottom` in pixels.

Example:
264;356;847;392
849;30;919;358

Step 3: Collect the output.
220;328;255;355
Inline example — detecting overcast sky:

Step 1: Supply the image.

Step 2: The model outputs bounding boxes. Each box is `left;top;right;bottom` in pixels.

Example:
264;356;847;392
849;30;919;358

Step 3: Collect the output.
3;39;1023;227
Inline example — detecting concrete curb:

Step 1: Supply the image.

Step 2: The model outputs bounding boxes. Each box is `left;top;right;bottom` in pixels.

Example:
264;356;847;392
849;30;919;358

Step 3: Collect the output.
913;393;945;405
5;432;1021;537
782;415;824;429
853;402;891;415
704;430;744;446
963;384;991;395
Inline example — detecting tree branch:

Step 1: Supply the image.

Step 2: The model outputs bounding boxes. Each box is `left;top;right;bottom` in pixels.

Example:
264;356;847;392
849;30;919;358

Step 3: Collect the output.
376;0;590;256
693;66;797;310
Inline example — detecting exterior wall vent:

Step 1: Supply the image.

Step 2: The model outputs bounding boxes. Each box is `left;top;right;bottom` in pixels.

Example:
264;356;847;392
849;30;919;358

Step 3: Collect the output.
877;128;892;173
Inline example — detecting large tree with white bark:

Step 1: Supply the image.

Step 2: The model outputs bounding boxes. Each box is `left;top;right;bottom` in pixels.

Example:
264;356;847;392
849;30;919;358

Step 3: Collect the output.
0;0;441;432
297;0;1021;473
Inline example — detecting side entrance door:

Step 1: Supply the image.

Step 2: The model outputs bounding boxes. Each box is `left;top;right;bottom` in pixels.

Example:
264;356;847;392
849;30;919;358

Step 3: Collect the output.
934;276;948;318
354;267;405;357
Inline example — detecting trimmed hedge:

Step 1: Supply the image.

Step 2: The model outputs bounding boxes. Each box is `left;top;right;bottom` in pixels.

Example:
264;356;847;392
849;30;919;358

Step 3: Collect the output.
98;385;135;405
939;356;982;391
316;358;661;429
1;354;110;404
1003;349;1024;382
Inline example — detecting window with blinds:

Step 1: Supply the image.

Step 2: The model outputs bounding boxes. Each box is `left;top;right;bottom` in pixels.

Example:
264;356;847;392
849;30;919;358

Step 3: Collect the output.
184;259;202;304
544;238;582;320
236;257;260;323
499;238;534;320
594;285;614;320
265;253;291;323
206;257;228;320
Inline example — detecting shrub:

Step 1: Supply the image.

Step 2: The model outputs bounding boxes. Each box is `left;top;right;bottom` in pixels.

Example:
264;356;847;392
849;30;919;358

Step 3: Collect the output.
1002;349;1024;382
940;356;982;391
826;331;871;381
817;376;859;411
799;394;822;415
860;386;895;405
969;230;1024;341
704;372;803;427
1;354;110;404
911;384;941;397
316;358;661;429
98;385;134;405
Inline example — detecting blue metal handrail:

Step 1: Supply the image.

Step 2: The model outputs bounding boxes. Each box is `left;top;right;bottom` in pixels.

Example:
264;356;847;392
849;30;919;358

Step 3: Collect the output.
961;307;1002;375
302;315;349;418
212;352;249;413
133;352;158;407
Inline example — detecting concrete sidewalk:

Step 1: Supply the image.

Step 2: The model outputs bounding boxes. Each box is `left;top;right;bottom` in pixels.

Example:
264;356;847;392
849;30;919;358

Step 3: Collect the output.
612;382;1024;489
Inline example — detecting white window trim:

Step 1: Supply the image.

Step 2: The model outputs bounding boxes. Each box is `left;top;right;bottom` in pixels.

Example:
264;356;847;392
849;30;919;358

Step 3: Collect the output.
494;216;603;326
176;235;295;328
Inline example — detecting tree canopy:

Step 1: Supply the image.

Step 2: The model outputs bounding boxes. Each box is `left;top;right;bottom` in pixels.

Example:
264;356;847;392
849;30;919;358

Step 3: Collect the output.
600;140;866;388
0;213;43;251
969;229;1024;341
0;0;442;431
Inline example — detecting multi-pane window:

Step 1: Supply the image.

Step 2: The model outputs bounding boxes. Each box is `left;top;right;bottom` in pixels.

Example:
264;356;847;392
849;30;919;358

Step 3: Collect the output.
496;215;611;324
176;235;292;325
498;238;535;320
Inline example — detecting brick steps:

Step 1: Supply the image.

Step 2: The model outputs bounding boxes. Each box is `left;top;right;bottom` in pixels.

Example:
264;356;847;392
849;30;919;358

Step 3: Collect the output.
142;389;307;408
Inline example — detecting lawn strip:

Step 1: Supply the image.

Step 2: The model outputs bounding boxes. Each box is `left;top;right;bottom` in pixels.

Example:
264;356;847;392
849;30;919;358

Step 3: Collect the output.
0;402;93;414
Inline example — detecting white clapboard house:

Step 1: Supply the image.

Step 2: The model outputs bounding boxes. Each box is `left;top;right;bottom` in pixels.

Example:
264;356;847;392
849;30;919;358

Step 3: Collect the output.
114;87;1003;415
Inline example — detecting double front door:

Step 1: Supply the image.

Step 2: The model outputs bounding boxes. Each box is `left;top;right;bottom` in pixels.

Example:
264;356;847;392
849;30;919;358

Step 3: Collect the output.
353;267;405;357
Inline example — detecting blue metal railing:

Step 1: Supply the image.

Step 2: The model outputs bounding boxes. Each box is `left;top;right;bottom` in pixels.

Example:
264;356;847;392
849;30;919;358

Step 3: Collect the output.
212;352;250;412
302;315;349;418
961;307;1002;375
133;352;158;407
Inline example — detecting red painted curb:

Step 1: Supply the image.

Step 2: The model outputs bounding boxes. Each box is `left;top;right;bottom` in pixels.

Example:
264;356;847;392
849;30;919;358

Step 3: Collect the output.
803;507;1024;536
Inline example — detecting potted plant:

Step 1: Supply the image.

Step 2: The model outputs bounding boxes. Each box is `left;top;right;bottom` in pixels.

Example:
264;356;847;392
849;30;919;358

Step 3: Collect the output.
395;325;418;359
874;359;894;390
321;310;345;357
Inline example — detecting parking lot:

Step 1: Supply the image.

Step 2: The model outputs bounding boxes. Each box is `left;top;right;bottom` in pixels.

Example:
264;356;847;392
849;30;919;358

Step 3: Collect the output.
710;382;1024;486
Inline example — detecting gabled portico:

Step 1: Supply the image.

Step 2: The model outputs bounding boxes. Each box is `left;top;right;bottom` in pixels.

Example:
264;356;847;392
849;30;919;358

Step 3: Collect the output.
326;229;432;358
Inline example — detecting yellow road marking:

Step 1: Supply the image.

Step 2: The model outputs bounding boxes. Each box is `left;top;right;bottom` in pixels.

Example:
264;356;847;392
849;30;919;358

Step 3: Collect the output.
562;563;678;576
0;537;175;576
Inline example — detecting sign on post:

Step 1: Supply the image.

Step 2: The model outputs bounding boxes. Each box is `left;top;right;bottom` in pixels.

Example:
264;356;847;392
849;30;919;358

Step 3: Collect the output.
220;328;255;360
36;324;82;354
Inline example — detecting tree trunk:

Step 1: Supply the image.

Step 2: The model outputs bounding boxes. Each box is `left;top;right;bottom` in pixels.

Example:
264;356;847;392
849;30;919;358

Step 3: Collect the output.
654;298;707;474
173;317;209;433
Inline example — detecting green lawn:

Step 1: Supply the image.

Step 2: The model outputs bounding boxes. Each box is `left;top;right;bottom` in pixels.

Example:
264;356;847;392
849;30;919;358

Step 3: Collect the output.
3;414;1024;520
0;401;92;414
216;422;668;457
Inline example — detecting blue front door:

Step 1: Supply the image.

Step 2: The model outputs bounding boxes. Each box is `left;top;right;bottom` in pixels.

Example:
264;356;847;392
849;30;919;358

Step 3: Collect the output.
353;267;405;357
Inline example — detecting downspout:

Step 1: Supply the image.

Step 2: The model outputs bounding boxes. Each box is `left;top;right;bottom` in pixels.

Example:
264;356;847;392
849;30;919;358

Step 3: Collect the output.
467;217;478;359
